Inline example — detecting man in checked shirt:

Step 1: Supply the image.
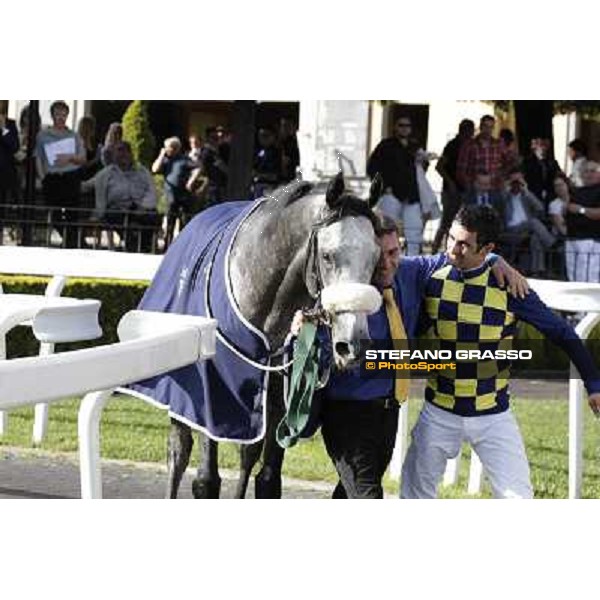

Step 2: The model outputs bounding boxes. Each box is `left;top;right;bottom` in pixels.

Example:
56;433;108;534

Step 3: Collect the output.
401;205;600;499
456;114;511;192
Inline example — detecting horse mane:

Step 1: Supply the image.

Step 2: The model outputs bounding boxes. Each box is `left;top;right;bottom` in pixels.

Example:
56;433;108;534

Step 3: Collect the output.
268;179;314;206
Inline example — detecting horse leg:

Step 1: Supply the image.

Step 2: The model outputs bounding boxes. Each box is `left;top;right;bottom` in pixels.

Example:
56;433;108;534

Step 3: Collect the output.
234;439;264;499
255;379;286;499
192;433;222;499
166;418;193;499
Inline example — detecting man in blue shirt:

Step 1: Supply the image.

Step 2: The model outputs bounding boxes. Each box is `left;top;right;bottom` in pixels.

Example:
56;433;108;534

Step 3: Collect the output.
318;212;527;499
401;205;600;498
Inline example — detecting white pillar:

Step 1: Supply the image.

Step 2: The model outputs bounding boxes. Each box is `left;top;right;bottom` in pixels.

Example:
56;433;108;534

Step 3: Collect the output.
443;456;461;487
368;101;384;154
389;401;410;481
467;451;484;495
78;388;115;499
0;332;6;436
70;100;92;128
32;275;68;444
32;343;54;444
569;313;600;499
299;101;370;179
568;372;584;499
298;100;320;180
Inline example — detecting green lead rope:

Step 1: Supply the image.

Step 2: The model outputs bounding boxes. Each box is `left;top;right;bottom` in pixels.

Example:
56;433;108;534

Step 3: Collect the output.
275;321;322;449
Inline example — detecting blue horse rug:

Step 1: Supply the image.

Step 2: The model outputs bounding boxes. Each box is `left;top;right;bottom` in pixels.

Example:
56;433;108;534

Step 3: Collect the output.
128;199;271;443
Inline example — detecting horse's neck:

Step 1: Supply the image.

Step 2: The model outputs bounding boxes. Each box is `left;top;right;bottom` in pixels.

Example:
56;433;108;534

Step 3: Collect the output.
229;196;321;347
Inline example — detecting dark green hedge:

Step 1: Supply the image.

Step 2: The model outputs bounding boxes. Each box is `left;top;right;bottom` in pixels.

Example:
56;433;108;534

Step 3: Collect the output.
0;275;148;358
2;274;599;374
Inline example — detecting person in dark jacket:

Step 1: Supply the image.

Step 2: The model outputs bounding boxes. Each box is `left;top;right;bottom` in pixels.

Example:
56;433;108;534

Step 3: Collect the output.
200;126;228;205
522;138;562;208
279;118;300;183
0;102;20;205
432;118;475;252
253;127;282;198
367;115;428;255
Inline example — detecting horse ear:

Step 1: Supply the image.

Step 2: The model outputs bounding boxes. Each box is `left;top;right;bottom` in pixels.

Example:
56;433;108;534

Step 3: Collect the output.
368;173;384;207
325;171;345;208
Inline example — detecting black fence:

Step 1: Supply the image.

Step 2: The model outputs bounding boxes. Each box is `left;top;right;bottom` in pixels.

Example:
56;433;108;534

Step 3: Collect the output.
0;203;165;254
1;202;599;282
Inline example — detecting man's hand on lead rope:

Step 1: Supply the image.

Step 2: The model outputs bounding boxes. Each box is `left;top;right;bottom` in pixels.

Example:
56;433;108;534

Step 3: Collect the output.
291;310;305;336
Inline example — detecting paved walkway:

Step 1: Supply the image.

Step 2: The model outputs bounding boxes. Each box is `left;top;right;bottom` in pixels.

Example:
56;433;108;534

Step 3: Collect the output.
0;448;335;499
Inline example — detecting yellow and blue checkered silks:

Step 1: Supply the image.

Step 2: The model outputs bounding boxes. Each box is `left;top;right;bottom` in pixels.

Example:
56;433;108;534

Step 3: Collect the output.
423;262;518;415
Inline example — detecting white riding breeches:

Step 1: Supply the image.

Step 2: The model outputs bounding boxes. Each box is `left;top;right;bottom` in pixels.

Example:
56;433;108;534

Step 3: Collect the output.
401;402;533;499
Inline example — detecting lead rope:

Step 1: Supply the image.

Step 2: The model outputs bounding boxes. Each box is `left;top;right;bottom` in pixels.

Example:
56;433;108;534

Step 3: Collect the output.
276;310;331;449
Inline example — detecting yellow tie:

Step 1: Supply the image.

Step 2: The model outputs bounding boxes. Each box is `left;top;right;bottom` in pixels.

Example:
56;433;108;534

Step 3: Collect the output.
382;287;410;403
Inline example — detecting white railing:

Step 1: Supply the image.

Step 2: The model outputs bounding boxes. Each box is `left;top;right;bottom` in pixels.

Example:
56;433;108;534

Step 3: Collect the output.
0;245;163;442
389;279;600;499
0;309;217;499
0;293;103;437
0;245;162;280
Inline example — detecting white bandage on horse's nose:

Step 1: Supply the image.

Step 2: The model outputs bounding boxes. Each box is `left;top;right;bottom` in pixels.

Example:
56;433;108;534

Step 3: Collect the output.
320;283;382;315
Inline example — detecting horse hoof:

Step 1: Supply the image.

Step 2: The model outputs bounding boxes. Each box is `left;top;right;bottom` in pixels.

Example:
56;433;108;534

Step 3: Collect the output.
255;476;282;499
192;477;221;499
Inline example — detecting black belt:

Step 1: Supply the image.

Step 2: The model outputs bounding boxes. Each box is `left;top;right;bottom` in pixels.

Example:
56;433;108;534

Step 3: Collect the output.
370;396;397;409
328;396;396;408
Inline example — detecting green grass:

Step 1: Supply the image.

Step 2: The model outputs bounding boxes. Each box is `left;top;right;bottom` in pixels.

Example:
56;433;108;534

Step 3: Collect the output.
2;392;600;498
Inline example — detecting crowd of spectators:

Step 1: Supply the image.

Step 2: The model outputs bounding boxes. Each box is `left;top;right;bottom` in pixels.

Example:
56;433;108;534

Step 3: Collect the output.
2;101;597;275
367;111;600;282
428;115;598;282
0;101;301;252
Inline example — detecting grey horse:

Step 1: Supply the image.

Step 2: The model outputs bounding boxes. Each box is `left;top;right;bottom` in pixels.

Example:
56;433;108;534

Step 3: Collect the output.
164;173;384;499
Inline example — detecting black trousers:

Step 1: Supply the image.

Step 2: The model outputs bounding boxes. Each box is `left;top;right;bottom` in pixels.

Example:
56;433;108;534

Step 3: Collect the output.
104;208;160;253
432;190;462;253
164;192;194;250
42;171;82;248
321;398;399;499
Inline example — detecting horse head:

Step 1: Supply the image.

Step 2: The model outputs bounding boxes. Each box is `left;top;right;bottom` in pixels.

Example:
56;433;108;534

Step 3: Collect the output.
304;172;384;370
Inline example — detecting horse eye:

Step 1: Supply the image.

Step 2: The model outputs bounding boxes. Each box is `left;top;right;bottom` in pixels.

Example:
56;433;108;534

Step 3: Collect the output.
322;251;334;264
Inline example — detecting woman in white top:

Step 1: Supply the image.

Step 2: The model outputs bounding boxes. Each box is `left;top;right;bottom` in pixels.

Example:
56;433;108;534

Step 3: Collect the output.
568;139;588;188
548;175;570;237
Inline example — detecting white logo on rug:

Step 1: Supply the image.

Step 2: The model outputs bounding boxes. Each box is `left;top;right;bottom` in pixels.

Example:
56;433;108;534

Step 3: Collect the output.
177;267;189;298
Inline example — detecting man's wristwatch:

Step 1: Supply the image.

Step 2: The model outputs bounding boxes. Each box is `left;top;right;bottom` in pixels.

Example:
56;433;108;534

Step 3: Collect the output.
578;206;587;216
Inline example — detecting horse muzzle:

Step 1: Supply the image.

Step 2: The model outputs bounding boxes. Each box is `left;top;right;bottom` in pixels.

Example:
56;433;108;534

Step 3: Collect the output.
320;283;382;370
320;283;382;316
